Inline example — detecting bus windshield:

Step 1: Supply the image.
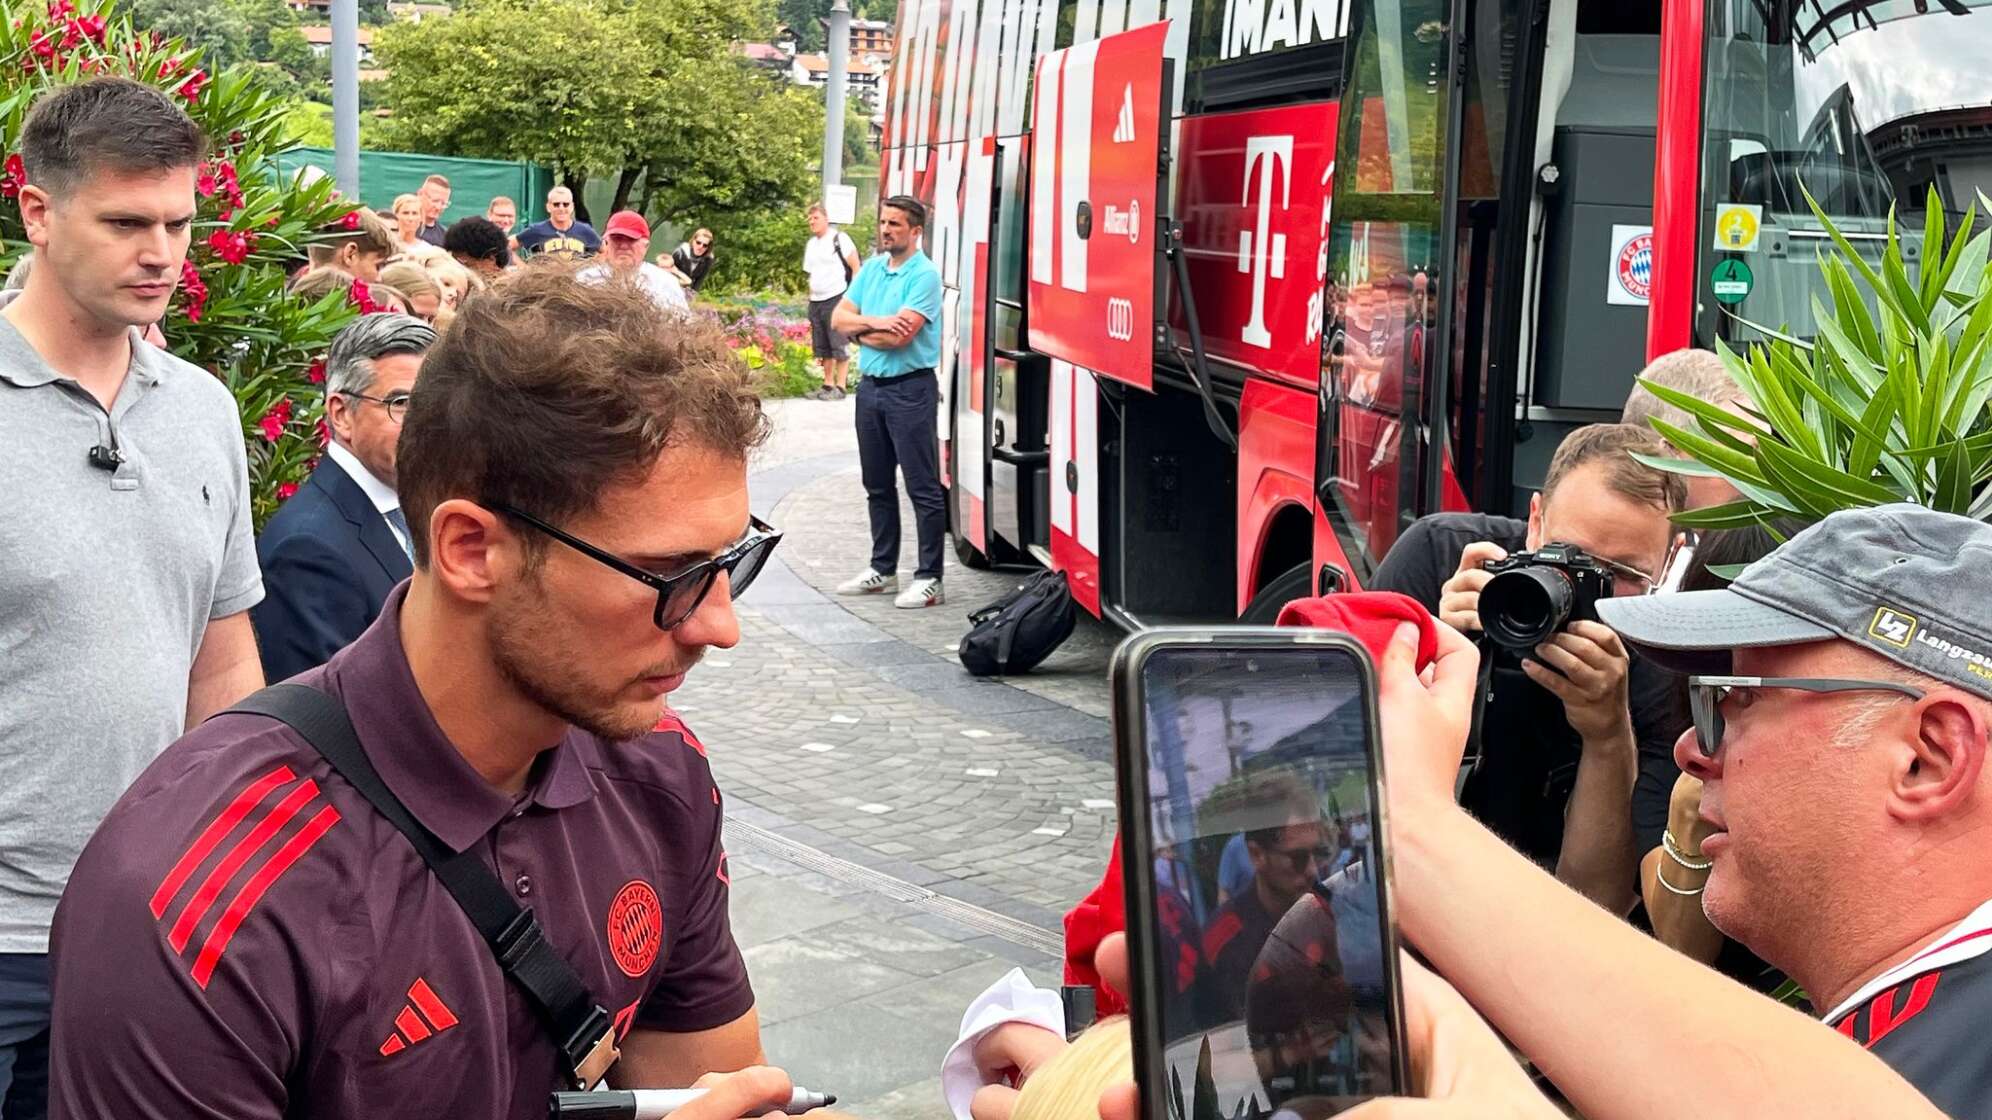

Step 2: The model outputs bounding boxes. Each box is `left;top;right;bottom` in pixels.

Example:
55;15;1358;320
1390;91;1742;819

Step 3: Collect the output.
1698;0;1992;344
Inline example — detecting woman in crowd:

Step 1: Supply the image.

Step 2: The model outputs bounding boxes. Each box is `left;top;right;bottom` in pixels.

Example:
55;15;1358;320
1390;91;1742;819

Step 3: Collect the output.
391;192;442;260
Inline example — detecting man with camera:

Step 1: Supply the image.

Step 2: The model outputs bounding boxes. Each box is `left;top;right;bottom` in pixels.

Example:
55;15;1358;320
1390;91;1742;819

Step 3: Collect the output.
1369;423;1685;910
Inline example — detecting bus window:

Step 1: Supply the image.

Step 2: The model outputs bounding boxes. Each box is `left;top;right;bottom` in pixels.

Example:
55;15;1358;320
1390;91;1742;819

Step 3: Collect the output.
1698;1;1992;349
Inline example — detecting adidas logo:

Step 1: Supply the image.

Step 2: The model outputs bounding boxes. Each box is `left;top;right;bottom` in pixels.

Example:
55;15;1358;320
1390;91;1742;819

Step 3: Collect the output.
379;977;460;1056
1113;84;1135;143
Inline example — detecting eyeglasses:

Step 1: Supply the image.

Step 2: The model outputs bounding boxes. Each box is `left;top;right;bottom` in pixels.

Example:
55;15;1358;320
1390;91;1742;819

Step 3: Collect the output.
1589;553;1657;593
1686;675;1926;757
1268;846;1335;872
492;504;782;630
548;201;573;208
1652;531;1702;595
694;239;712;248
342;390;412;423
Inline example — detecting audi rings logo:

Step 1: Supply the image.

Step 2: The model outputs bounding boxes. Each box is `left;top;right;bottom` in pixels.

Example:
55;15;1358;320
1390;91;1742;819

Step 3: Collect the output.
1106;297;1135;341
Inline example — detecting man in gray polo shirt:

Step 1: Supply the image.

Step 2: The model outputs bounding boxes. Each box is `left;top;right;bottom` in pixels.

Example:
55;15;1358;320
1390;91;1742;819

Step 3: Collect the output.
0;78;263;1115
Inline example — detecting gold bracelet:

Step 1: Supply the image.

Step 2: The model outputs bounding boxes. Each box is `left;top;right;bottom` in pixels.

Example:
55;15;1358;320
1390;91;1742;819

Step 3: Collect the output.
1663;828;1713;871
1655;864;1706;897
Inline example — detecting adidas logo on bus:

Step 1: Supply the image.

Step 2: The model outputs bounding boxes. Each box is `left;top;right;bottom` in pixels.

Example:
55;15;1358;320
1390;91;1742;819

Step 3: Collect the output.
1112;85;1135;143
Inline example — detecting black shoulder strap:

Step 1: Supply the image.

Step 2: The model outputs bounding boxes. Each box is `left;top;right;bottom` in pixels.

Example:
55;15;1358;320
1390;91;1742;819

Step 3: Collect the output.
225;684;617;1088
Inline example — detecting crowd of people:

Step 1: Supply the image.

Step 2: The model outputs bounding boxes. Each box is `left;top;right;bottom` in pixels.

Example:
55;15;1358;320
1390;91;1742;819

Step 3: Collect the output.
7;72;1992;1120
289;174;721;335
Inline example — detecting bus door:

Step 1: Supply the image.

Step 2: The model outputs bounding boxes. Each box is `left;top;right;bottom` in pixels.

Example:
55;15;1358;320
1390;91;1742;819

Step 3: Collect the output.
1028;19;1171;615
1315;0;1465;579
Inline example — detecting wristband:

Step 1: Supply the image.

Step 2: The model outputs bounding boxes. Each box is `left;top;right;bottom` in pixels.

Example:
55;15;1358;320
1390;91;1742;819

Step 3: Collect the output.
1662;828;1713;871
1655;864;1705;897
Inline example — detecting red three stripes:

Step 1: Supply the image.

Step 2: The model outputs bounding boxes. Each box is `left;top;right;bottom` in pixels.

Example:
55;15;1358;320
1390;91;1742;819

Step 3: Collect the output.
149;764;343;989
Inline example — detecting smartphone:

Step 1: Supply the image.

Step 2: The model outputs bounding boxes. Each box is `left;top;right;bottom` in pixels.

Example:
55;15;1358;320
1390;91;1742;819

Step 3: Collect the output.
1112;629;1408;1120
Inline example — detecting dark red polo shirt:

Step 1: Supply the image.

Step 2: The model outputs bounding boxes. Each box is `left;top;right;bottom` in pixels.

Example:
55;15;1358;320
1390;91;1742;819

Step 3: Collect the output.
47;584;753;1119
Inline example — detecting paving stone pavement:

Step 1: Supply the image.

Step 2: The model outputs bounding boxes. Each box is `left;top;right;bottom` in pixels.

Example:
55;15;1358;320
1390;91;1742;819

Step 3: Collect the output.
677;398;1122;1120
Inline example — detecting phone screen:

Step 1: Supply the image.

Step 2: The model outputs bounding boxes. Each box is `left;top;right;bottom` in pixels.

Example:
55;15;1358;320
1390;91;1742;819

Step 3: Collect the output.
1132;643;1397;1120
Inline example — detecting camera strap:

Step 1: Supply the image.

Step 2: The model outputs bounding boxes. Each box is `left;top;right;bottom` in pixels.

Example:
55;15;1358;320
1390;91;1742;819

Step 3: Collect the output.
1462;636;1499;773
223;684;619;1090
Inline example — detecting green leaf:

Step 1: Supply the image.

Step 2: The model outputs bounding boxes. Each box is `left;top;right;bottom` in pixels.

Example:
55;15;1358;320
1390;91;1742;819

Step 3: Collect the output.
1937;437;1974;513
1758;440;1905;508
1671;499;1780;530
1629;451;1725;478
1634;378;1763;438
1806;185;1892;310
1650;417;1772;488
1921;187;1948;308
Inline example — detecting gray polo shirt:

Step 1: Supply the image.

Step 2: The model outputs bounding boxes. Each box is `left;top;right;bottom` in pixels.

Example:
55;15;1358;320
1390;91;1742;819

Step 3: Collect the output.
0;295;262;952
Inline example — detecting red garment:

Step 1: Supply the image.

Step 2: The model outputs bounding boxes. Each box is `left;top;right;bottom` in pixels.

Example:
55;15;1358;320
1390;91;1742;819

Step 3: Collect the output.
1060;591;1441;1012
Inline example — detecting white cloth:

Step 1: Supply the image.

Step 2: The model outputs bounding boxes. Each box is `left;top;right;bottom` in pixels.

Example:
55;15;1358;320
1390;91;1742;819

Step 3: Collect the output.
395;239;445;262
324;439;407;554
579;261;690;315
940;968;1066;1120
804;229;858;301
1823;897;1992;1025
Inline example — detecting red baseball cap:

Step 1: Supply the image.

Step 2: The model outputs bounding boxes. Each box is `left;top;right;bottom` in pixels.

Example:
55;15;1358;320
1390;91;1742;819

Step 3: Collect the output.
604;210;650;242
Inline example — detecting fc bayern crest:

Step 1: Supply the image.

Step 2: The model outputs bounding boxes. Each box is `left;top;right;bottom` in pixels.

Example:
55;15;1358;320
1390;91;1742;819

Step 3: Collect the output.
606;880;664;978
1617;233;1653;301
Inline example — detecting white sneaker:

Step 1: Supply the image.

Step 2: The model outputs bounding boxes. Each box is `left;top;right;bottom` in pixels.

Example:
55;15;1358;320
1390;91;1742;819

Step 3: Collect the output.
836;569;897;596
894;578;944;609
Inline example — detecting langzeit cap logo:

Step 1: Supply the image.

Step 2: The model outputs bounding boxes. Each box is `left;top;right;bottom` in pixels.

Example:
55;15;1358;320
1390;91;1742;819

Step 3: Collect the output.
1870;606;1918;649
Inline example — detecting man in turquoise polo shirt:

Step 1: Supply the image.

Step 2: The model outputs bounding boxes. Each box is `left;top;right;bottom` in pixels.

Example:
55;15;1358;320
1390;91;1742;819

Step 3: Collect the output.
832;194;948;609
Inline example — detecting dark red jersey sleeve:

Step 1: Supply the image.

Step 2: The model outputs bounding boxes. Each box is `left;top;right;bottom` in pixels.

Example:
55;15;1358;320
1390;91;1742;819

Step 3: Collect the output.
633;724;754;1033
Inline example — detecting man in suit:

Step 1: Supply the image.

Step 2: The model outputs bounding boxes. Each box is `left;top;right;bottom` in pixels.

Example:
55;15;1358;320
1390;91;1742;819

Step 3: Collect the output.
253;313;437;680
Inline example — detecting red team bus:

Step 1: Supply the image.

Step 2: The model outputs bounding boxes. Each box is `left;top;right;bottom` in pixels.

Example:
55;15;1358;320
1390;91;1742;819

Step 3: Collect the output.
876;0;1992;627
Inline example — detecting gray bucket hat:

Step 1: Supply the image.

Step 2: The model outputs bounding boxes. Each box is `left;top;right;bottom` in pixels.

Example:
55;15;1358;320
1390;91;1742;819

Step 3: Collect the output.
1595;503;1992;700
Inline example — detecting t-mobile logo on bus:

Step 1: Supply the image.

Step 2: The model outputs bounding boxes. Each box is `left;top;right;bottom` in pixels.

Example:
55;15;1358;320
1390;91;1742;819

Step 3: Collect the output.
1238;135;1294;349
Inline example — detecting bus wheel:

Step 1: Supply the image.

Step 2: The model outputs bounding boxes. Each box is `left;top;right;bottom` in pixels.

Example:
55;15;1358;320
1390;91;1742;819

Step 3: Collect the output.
1239;562;1313;625
953;533;992;570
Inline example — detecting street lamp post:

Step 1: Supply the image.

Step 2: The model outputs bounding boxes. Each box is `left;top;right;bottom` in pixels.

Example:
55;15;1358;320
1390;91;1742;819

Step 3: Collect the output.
822;0;851;197
331;0;359;197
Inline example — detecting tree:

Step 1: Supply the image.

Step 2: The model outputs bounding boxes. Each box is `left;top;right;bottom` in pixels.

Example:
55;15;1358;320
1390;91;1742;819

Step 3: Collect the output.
266;24;325;98
0;0;365;526
373;0;817;226
777;0;822;50
124;0;250;68
227;0;297;59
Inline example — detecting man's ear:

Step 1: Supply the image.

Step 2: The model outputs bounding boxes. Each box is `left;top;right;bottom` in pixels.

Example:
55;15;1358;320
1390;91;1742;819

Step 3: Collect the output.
1889;692;1989;824
426;499;511;602
18;185;52;249
1525;492;1544;552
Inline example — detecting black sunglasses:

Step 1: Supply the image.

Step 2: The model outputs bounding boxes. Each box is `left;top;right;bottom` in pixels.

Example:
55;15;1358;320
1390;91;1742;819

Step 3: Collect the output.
492;504;781;630
1686;675;1925;758
1267;845;1335;872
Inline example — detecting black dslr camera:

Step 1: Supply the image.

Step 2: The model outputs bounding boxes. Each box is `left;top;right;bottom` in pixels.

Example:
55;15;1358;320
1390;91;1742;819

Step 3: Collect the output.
1477;542;1611;651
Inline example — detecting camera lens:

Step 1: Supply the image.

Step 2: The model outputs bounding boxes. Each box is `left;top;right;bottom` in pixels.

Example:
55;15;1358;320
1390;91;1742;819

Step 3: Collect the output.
1480;565;1575;650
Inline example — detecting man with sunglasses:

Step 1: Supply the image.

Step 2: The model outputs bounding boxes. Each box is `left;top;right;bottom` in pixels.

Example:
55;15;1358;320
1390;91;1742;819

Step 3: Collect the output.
517;186;601;261
253;313;436;681
50;268;790;1118
1368;423;1689;910
1200;773;1333;1024
1596;504;1992;1119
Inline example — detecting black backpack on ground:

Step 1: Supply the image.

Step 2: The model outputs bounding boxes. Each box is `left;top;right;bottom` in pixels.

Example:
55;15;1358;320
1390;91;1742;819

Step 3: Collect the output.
959;569;1078;676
